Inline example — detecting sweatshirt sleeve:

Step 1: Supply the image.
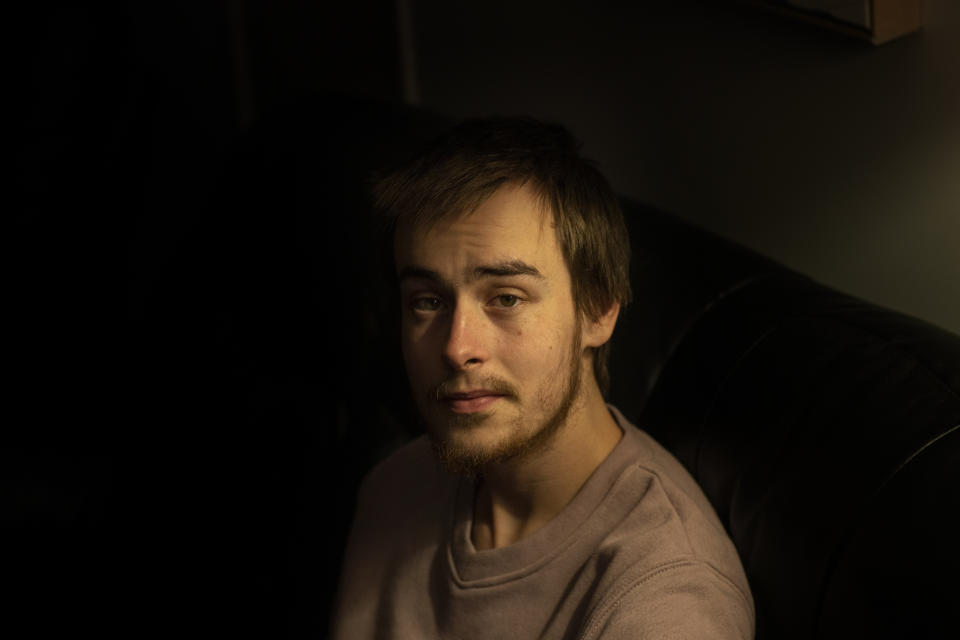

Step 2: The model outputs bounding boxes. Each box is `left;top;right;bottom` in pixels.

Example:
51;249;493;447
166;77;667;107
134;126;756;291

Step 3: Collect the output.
579;560;755;640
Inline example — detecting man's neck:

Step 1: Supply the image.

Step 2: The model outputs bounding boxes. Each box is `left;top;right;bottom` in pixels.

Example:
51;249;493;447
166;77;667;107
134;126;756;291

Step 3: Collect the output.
470;382;623;551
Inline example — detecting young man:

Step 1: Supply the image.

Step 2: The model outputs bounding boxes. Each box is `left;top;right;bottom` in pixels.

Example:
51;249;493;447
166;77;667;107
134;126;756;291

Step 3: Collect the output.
331;118;754;638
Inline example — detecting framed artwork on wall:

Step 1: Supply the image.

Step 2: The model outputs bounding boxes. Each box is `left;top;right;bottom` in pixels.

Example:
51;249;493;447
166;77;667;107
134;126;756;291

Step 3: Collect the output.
748;0;924;44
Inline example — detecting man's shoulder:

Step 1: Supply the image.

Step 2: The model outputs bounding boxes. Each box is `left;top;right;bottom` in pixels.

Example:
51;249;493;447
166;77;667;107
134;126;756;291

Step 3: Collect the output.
611;408;726;541
601;409;754;632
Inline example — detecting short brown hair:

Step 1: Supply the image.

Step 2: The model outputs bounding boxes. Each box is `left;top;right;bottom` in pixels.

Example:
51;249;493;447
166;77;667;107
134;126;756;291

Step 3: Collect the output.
373;116;631;395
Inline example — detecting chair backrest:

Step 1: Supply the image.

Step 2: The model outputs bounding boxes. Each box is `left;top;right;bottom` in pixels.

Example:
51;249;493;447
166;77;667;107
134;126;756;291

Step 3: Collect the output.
610;201;960;639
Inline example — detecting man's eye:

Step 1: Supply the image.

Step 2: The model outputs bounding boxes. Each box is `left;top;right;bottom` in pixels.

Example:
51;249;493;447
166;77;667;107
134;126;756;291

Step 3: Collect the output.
492;294;520;308
412;296;443;312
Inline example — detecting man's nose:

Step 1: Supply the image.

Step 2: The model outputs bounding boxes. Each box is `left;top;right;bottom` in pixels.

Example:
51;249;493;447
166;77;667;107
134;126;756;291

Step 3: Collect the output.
442;303;489;371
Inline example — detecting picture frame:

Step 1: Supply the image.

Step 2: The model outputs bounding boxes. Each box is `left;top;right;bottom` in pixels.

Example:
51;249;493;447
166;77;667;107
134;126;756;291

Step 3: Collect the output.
748;0;924;44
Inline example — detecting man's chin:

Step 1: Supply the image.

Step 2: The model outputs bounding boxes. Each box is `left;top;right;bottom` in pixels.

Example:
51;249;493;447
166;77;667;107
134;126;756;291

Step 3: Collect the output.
427;436;488;478
424;413;496;477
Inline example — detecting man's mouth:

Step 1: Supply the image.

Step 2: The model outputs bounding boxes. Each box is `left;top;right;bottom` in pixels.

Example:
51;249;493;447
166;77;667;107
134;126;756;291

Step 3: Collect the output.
440;390;506;414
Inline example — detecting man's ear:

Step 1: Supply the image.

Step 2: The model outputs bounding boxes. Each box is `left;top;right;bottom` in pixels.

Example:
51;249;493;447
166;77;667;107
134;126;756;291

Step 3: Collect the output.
582;301;621;349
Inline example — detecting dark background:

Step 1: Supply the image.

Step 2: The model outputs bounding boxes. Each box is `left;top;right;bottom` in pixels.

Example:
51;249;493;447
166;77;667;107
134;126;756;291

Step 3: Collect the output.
8;1;959;638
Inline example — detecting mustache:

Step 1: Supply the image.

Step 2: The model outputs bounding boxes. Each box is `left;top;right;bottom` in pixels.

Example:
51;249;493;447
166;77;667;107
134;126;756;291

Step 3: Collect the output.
433;376;519;401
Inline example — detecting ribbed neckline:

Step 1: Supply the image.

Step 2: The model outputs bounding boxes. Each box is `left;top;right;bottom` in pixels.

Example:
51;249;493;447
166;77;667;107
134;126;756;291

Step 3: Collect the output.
447;405;646;586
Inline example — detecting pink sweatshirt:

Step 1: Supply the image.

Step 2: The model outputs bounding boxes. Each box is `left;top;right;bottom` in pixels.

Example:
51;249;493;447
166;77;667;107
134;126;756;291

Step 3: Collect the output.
332;406;755;639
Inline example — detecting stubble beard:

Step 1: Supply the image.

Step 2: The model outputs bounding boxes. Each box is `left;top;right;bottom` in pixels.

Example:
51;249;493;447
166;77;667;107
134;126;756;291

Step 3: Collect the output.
423;327;584;478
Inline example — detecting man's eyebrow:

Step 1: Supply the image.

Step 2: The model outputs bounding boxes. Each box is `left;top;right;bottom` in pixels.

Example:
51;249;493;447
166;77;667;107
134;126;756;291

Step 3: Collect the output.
473;260;544;280
397;260;544;285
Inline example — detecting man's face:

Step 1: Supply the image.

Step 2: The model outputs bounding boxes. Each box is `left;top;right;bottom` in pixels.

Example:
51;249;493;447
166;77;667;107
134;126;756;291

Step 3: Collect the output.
394;182;587;475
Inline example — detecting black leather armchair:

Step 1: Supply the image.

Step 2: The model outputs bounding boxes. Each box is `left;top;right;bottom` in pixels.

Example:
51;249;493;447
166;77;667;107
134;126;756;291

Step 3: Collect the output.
610;200;960;638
